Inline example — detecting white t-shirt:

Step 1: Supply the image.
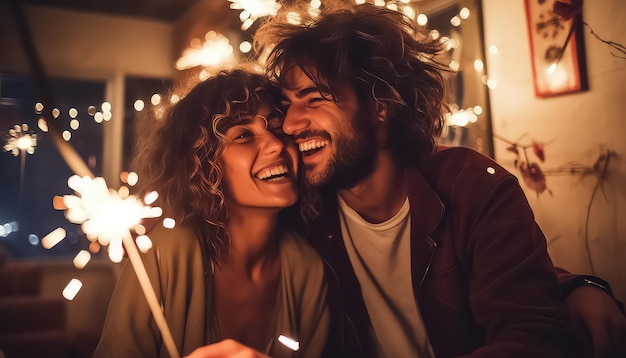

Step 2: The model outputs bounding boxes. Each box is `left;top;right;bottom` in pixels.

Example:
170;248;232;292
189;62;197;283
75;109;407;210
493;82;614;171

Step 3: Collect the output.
337;195;434;358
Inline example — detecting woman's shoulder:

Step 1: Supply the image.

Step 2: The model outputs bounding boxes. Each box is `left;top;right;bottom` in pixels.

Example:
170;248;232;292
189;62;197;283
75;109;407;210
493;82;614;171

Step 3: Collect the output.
142;218;202;253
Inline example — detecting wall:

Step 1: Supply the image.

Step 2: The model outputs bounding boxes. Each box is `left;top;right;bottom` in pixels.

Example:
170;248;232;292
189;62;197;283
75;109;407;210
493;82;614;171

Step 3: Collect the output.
482;0;626;303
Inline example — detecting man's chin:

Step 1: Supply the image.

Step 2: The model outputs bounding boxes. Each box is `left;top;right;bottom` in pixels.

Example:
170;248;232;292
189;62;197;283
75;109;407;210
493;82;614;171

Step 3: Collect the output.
304;169;328;188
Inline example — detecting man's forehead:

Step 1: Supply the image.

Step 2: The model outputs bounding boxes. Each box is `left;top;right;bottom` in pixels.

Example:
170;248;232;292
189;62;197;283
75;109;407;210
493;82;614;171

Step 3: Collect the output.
281;65;316;92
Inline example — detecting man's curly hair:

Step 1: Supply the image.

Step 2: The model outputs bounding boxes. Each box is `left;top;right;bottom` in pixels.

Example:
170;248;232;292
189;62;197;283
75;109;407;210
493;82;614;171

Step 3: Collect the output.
132;68;315;263
255;1;450;165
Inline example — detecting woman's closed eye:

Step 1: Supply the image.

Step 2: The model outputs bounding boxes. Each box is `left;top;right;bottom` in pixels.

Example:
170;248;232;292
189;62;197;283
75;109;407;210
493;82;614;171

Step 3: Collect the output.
230;128;254;143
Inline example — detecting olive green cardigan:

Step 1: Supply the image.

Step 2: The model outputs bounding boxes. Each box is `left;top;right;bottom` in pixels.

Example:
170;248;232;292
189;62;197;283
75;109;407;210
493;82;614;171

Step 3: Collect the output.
93;223;329;358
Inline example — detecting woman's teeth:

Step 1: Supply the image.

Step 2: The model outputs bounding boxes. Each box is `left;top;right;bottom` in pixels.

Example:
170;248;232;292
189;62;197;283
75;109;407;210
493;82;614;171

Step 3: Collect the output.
257;164;289;181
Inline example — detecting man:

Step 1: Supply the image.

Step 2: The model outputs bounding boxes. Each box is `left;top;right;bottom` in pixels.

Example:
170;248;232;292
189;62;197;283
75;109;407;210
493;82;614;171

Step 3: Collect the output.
187;2;625;358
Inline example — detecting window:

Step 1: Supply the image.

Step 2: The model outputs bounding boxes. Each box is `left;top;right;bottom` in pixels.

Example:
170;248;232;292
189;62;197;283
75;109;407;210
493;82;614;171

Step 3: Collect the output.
0;73;105;259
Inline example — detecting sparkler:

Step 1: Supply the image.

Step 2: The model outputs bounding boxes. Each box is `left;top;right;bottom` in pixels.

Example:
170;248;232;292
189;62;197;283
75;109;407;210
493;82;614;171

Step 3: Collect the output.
228;0;281;30
4;123;37;207
49;175;181;358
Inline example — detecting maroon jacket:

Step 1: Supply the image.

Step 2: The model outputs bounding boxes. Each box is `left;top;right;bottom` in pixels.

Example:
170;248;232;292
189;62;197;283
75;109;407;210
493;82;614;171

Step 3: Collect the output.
307;147;582;358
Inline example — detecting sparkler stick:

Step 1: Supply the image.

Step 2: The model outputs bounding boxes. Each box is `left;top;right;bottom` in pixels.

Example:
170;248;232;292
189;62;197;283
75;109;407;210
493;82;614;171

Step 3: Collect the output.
121;232;180;358
52;176;181;358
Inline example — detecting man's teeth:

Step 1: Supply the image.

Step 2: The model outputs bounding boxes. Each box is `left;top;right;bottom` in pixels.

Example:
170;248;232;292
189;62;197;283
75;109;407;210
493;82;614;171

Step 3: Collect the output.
299;140;328;152
257;164;289;180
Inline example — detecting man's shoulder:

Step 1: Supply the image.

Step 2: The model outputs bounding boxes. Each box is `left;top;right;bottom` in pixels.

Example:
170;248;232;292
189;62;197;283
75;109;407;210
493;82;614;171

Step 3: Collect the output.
422;145;514;181
415;146;518;198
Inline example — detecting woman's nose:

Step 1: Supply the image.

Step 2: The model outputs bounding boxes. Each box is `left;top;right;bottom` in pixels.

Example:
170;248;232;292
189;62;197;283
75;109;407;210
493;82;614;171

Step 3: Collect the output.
262;131;286;154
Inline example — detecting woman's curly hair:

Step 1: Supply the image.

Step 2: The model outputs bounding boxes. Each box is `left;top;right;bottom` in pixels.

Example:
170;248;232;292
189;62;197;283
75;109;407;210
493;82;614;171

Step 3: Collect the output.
255;1;450;165
132;68;315;263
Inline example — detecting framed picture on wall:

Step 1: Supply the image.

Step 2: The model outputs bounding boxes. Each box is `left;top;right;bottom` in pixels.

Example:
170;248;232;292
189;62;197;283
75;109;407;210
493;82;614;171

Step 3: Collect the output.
524;0;588;97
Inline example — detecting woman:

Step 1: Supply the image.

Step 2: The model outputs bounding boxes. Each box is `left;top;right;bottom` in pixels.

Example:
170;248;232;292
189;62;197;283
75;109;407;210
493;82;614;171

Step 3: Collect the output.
93;69;328;358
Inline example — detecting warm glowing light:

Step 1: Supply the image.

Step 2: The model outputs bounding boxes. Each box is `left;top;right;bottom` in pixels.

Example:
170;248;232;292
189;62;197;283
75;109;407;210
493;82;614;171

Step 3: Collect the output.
459;7;470;19
35;102;44;113
136;235;153;253
118;186;130;199
487;79;497;89
52;108;60;118
547;63;558;75
170;95;180;104
73;250;91;269
70;119;80;130
286;11;301;25
103;112;112;121
473;105;483;115
144;191;159;205
402;5;415;20
487;167;496;174
69;108;78;118
417;14;428;26
42;227;67;249
88;106;96;116
450;15;461;27
228;0;281;29
134;100;145;111
127;172;139;186
489;45;498;54
59;175;163;262
474;59;484;72
374;0;385;6
278;335;300;351
94;112;104;123
62;278;82;300
429;30;440;40
4;124;37;156
163;218;176;229
449;60;460;71
239;41;252;53
176;31;235;70
151;94;161;106
102;102;112;112
63;130;72;141
38;117;48;132
445;105;480;127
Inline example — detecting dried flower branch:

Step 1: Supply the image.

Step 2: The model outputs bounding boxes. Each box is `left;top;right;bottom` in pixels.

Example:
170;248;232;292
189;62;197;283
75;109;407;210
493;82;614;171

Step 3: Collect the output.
553;1;626;59
497;132;616;274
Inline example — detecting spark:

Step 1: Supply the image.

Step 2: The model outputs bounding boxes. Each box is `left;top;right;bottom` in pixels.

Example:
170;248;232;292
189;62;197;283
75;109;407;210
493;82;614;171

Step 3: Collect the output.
229;0;281;30
51;175;162;263
175;31;235;70
4;124;37;156
63;278;83;300
278;335;300;351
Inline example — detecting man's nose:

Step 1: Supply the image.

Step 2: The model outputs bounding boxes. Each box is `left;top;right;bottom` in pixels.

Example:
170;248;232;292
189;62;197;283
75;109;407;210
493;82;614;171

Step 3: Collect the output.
283;105;310;135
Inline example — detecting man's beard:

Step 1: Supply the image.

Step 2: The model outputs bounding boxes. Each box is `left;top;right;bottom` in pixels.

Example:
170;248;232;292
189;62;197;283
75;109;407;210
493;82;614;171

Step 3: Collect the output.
307;113;379;190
